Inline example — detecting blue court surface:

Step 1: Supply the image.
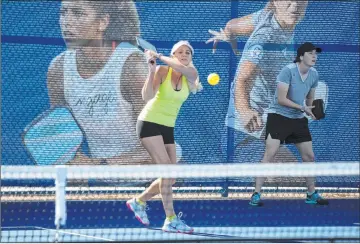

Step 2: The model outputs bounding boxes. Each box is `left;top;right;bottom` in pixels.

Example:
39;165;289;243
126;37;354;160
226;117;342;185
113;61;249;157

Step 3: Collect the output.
2;199;359;242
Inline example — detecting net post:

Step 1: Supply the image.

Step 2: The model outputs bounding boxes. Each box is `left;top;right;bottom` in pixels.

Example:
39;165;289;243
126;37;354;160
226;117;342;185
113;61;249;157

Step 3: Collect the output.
54;165;67;242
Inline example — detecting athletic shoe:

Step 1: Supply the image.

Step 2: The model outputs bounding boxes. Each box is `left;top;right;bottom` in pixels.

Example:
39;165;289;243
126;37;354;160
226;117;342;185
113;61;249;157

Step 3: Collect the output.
162;212;194;234
126;198;150;225
305;191;329;205
249;192;264;206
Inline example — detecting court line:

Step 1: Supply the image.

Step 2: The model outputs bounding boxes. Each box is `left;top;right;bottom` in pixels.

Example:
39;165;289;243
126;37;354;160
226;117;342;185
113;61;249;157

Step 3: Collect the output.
33;227;115;242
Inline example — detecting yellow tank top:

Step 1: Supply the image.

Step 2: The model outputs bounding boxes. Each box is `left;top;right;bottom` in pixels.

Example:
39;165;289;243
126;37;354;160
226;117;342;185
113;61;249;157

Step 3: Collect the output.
138;67;190;127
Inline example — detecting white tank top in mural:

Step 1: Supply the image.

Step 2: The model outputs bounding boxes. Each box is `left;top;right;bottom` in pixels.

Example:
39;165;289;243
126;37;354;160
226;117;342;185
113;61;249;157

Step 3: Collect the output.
63;42;141;158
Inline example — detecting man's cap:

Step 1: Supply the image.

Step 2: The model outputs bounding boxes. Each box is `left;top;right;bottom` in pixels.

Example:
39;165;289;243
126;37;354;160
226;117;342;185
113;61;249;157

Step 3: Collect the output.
297;42;322;57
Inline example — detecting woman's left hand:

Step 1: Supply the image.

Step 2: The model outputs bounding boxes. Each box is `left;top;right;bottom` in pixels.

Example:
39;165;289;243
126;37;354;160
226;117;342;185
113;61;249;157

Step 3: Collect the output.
145;50;157;73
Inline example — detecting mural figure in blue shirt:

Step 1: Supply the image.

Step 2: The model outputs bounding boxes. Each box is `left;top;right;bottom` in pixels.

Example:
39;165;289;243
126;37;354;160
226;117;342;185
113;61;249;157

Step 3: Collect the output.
207;0;328;162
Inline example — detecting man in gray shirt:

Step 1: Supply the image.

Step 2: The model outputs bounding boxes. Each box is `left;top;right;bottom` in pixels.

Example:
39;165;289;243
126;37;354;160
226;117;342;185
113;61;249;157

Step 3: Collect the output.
250;42;329;206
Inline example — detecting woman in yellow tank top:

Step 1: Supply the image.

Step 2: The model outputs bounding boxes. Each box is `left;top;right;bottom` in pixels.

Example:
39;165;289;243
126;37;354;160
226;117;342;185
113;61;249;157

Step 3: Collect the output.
126;41;202;233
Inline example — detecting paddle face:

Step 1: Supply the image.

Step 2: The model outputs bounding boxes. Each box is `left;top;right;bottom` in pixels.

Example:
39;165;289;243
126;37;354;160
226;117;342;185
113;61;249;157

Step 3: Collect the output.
23;107;84;165
136;37;157;53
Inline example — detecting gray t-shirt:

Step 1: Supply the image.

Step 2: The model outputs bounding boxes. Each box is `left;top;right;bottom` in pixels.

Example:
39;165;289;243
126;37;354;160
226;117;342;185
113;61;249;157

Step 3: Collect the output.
269;63;319;118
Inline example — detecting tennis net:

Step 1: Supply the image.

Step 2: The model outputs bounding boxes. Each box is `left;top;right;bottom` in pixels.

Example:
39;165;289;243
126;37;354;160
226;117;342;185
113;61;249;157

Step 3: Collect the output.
1;162;359;243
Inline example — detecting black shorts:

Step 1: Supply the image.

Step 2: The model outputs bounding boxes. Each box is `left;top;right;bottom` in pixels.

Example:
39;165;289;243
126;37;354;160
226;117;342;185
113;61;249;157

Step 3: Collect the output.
136;120;175;144
265;113;312;144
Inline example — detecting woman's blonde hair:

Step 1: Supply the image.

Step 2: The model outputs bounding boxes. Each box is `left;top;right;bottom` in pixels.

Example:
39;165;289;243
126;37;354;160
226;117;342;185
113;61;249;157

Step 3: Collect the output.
170;41;202;94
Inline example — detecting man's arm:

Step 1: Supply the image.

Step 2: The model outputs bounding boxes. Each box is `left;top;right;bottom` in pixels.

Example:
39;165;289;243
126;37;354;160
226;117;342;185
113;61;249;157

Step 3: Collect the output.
234;60;263;132
277;82;316;119
306;88;316;107
224;13;258;38
277;82;303;110
234;41;269;132
234;60;259;112
306;71;319;107
234;42;265;113
207;10;265;54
